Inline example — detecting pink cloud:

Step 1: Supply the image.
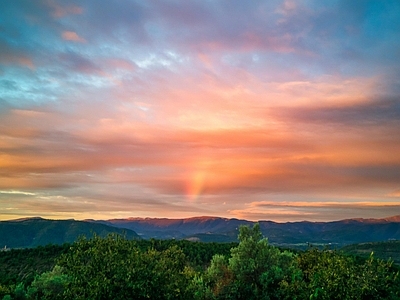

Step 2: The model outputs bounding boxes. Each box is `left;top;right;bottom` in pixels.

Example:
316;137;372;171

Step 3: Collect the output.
0;42;35;69
45;0;83;18
387;190;400;198
62;31;86;43
1;70;398;204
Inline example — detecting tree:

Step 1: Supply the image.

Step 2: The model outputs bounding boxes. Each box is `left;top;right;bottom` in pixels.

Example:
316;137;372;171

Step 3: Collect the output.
298;249;400;300
359;253;400;299
0;285;12;299
57;234;193;299
26;266;69;300
194;224;305;299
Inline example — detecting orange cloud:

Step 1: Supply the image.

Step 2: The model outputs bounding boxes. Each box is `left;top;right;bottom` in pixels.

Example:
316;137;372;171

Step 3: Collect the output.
0;58;398;221
62;31;86;43
1;95;398;200
387;190;400;198
230;201;400;222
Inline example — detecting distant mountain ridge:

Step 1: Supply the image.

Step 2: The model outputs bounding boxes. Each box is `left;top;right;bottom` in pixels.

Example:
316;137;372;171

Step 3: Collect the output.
89;216;252;240
84;215;400;247
2;215;400;249
342;215;400;223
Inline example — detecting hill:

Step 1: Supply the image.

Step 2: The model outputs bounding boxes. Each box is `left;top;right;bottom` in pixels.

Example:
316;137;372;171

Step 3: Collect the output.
341;240;400;264
95;215;400;247
257;219;400;248
2;215;400;248
0;218;140;248
94;216;252;240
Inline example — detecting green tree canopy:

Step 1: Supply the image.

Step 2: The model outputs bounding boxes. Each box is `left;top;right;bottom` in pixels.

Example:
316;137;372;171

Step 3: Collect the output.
194;223;305;299
57;234;192;300
299;249;400;300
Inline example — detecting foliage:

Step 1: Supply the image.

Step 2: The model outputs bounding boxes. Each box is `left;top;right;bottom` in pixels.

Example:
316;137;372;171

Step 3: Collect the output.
0;285;12;299
26;266;70;300
298;248;400;300
194;223;305;299
0;244;70;287
0;238;235;299
57;234;192;299
341;240;400;265
1;230;400;299
136;239;237;269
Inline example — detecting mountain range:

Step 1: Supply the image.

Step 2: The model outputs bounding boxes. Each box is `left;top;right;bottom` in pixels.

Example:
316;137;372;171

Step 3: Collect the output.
90;215;400;248
1;215;400;249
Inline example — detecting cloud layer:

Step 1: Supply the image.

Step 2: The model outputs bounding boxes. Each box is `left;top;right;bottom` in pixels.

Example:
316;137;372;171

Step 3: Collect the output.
1;0;400;221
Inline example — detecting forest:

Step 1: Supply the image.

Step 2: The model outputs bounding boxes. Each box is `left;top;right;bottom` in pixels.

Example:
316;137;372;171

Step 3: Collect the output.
0;224;399;300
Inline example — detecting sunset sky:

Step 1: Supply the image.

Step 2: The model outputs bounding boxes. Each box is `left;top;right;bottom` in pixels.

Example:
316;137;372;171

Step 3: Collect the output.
1;0;400;222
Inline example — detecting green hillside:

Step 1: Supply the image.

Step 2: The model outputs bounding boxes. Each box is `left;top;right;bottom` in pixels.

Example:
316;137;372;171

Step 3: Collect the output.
341;240;400;264
0;218;140;248
0;244;69;287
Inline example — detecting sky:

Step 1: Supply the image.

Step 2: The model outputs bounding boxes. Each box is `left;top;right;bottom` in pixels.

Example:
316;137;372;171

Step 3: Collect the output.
0;0;400;222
